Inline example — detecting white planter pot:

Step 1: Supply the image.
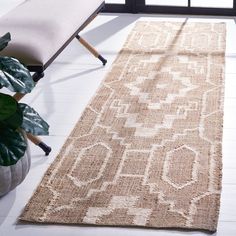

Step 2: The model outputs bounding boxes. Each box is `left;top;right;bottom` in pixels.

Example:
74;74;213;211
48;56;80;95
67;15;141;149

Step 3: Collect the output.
0;144;31;197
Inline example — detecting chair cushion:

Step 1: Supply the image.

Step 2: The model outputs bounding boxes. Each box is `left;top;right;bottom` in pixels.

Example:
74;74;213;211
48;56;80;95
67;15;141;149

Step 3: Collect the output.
0;0;104;67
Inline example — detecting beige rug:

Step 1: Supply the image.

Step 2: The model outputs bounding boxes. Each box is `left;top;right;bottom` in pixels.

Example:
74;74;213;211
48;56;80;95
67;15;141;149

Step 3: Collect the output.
20;21;226;232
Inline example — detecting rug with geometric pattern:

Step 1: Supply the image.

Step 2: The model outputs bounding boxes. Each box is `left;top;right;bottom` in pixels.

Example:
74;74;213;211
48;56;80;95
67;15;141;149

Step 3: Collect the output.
20;21;226;232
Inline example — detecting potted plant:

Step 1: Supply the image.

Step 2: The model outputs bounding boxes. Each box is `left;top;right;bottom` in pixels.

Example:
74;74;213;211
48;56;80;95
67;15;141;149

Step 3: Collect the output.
0;33;49;197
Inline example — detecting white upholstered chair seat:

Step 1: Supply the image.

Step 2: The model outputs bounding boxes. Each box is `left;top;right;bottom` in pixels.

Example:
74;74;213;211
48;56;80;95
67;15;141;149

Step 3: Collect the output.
0;0;104;67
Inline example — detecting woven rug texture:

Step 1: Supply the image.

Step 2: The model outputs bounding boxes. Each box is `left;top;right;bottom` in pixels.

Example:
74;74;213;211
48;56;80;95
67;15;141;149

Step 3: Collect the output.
20;21;226;232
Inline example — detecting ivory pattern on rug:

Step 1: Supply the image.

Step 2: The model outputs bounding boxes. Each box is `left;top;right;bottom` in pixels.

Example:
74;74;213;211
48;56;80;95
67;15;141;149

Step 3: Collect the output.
20;21;226;232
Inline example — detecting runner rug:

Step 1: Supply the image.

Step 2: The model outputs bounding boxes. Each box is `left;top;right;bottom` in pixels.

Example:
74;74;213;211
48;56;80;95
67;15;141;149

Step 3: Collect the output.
20;21;226;232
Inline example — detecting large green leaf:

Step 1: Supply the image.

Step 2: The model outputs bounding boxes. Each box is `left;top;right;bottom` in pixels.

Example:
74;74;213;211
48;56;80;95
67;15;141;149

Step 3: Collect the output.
19;103;49;135
0;57;34;93
0;128;26;166
0;105;23;130
0;93;17;121
0;32;10;52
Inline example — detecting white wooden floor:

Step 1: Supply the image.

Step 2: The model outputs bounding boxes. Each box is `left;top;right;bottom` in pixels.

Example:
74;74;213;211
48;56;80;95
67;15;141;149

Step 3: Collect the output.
1;1;236;235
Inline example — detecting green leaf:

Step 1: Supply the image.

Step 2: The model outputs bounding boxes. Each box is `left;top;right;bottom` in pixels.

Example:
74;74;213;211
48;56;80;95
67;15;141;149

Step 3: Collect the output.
0;93;17;121
0;128;26;166
0;33;11;52
0;105;23;130
0;57;34;93
19;103;49;135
